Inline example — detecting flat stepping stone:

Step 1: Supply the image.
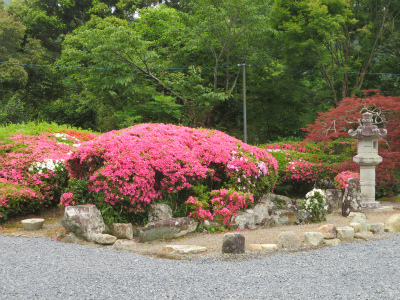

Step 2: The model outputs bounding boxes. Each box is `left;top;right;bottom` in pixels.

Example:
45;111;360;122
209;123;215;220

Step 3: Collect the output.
247;244;278;252
164;245;207;254
21;218;44;231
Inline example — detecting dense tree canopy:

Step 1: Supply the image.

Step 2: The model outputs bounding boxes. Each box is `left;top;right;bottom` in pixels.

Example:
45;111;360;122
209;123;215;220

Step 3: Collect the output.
2;0;400;143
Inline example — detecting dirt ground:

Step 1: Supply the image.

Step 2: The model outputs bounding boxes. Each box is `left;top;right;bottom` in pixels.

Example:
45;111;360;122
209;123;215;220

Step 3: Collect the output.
1;201;400;260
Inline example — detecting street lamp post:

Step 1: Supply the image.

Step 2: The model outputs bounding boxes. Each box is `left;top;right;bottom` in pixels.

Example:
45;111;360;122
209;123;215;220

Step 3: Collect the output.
237;63;250;143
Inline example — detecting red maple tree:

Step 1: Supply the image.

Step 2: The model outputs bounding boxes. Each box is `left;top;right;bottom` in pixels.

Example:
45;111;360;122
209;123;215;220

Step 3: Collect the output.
303;90;400;197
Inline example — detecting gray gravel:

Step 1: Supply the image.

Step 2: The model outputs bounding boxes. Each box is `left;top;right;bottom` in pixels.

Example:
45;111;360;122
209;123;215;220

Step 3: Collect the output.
1;235;400;300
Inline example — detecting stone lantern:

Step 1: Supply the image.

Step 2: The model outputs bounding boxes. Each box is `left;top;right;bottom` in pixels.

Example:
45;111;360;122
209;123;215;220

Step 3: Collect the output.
348;112;387;209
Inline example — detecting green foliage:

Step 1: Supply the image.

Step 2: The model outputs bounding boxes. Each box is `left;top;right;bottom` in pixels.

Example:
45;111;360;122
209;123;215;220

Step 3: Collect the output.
0;121;97;141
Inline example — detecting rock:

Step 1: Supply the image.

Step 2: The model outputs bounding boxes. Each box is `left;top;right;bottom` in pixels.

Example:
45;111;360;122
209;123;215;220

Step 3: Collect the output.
277;231;301;249
139;217;198;242
262;244;278;250
132;225;142;237
349;222;363;233
112;239;136;250
272;210;298;226
222;233;245;254
384;214;400;232
21;218;44;231
247;244;264;252
324;238;341;246
260;216;275;228
304;232;324;247
111;223;134;240
164;245;207;254
231;210;256;230
148;203;172;223
61;205;107;241
348;212;368;231
61;232;81;244
252;202;270;224
92;233;117;245
246;244;278;252
262;193;293;210
318;224;337;239
341;178;362;217
354;231;374;240
337;226;354;242
368;223;385;234
325;189;343;213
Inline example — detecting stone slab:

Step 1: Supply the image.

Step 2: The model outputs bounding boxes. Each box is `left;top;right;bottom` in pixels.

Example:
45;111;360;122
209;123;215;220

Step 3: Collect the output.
165;245;207;254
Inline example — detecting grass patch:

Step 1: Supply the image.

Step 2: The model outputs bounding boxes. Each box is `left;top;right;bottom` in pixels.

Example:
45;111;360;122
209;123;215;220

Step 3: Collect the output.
378;196;400;202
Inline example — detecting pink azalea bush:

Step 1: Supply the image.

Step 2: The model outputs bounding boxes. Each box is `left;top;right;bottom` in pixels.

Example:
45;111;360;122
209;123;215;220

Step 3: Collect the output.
0;130;97;221
64;123;278;224
265;140;358;197
186;189;254;226
334;171;360;190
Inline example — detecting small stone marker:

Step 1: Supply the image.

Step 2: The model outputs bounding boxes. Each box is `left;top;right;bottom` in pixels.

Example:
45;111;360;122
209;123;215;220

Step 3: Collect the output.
324;238;341;246
348;212;368;231
304;232;324;247
318;224;337;239
164;245;207;254
222;233;245;254
112;239;136;250
368;223;384;234
92;233;117;245
354;231;374;240
111;223;134;240
21;218;44;231
384;214;400;232
349;222;363;233
277;231;301;248
336;226;354;242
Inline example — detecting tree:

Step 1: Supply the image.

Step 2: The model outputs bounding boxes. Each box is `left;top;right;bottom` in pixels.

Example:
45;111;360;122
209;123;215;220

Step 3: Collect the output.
304;90;400;196
57;8;226;129
271;0;400;106
188;0;270;94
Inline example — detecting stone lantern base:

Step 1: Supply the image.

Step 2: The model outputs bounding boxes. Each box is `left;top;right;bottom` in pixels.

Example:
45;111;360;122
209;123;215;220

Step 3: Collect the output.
361;202;381;209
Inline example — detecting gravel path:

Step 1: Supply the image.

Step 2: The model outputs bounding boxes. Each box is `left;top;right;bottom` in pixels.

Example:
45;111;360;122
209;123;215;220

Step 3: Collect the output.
1;234;400;300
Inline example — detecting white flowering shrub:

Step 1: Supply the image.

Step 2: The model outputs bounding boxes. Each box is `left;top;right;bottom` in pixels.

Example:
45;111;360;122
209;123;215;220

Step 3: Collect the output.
28;158;65;174
300;188;327;222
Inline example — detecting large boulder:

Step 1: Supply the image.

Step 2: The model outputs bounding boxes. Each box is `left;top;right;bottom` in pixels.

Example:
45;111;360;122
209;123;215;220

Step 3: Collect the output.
272;210;298;226
61;205;107;241
384;214;400;232
263;193;293;210
139;217;198;242
231;210;256;230
252;203;270;224
148;203;173;223
341;178;362;217
222;233;245;254
325;189;343;213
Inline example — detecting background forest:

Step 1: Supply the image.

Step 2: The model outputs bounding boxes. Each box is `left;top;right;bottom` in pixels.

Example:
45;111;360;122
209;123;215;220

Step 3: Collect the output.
1;0;400;143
